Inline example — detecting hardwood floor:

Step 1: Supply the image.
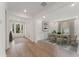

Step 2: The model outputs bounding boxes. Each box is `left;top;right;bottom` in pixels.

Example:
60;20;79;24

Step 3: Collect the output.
6;38;76;57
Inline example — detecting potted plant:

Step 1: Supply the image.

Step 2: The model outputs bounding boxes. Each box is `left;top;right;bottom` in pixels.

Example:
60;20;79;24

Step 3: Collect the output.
52;30;56;34
57;32;61;34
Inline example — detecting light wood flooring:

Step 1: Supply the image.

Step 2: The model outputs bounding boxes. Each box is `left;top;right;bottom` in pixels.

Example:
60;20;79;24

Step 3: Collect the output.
6;38;76;57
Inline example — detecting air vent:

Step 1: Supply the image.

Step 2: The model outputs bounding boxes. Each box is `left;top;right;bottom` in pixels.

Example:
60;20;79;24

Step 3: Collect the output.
41;2;47;7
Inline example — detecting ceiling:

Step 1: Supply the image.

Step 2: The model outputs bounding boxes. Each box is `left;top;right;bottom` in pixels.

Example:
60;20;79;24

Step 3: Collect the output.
7;2;73;19
7;2;56;18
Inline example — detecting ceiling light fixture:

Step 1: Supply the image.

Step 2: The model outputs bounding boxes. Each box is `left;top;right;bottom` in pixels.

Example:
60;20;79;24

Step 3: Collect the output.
24;9;27;13
71;3;75;7
42;16;46;19
71;3;77;7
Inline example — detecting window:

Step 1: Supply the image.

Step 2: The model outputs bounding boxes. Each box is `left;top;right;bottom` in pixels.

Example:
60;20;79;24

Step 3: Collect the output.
12;23;24;33
16;24;20;33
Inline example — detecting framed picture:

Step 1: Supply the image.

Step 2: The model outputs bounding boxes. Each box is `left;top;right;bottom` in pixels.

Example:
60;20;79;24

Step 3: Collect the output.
42;21;48;32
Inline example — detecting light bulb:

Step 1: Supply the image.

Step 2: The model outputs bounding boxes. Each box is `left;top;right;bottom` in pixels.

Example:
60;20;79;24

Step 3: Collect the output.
42;16;46;19
24;9;27;13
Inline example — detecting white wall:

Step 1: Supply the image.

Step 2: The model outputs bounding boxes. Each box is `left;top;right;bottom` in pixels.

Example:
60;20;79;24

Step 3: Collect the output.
35;19;42;42
0;2;6;56
25;19;35;42
34;18;49;42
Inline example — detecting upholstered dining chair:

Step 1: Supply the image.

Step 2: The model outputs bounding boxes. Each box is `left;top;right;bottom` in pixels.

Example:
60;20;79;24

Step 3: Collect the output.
66;35;71;45
48;34;56;42
56;34;64;44
70;35;77;46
